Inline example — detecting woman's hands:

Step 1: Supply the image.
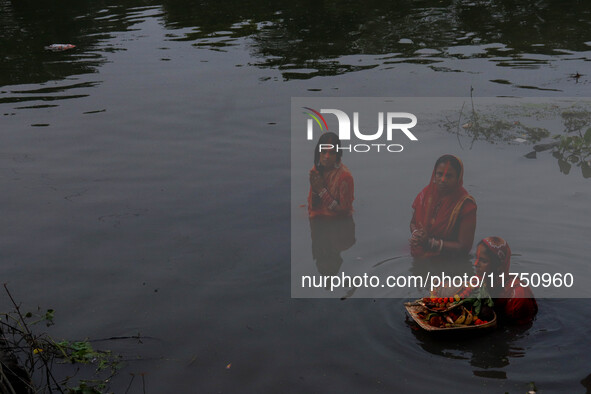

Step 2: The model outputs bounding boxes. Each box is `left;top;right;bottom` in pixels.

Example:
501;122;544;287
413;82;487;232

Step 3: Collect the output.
309;169;325;194
410;224;428;247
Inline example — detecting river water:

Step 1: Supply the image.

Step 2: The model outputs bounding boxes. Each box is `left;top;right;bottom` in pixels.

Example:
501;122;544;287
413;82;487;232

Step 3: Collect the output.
1;0;591;392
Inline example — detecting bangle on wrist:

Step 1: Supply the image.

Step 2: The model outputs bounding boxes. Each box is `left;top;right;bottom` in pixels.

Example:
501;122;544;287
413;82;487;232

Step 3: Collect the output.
428;238;443;253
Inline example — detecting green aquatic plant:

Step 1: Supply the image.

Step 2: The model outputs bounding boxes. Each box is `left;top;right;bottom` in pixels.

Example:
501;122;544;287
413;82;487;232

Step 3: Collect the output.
0;284;138;394
556;127;591;154
549;110;591;177
444;91;591;178
443;89;551;148
552;127;591;178
455;115;550;145
561;110;591;134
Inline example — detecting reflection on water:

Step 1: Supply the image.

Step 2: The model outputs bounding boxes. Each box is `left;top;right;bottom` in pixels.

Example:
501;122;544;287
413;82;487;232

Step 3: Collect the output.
410;255;474;281
581;373;591;392
310;216;356;276
0;0;143;87
2;0;591;392
554;151;591;178
3;0;591;87
159;0;591;82
407;319;534;380
2;0;590;175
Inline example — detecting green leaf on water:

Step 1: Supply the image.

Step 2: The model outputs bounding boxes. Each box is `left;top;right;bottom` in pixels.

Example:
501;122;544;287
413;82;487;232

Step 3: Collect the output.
45;309;55;325
584;128;591;145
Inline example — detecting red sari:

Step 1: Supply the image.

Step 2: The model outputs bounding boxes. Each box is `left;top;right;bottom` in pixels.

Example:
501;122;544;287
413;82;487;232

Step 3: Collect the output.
308;164;354;218
482;237;538;325
411;156;476;257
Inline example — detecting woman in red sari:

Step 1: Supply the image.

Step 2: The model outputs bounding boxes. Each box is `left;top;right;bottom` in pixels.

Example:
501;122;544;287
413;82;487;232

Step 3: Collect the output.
308;132;354;218
410;155;476;257
474;236;538;325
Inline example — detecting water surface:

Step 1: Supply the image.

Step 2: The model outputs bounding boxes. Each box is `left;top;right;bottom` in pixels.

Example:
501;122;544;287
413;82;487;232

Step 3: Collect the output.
1;0;591;392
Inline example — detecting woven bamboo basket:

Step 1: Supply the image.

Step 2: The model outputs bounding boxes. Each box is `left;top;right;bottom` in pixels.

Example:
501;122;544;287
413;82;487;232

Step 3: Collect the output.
404;302;497;332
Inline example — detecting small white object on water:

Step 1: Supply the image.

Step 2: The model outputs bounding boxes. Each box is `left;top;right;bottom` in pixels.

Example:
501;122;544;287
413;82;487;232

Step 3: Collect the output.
398;38;413;44
514;137;527;143
45;44;76;51
414;48;441;55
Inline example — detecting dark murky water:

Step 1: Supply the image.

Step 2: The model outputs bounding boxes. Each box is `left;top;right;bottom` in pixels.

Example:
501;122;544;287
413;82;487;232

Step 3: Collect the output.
1;0;591;392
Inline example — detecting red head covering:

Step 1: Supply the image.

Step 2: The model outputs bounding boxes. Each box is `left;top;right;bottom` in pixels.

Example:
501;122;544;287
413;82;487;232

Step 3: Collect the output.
480;236;538;324
412;155;475;247
481;236;511;277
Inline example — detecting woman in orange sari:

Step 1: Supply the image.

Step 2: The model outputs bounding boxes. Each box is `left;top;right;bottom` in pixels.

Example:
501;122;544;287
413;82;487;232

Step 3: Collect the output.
308;132;354;218
474;236;538;325
410;155;476;257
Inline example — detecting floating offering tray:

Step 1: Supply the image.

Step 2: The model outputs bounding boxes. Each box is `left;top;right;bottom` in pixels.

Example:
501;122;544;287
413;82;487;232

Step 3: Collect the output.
404;302;497;332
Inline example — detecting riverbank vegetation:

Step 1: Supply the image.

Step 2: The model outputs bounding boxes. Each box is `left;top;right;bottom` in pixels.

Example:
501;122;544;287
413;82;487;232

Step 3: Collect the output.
444;91;591;178
0;284;142;394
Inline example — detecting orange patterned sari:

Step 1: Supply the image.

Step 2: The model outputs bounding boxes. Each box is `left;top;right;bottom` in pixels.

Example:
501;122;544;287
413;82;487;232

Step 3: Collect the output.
411;156;476;257
308;164;354;218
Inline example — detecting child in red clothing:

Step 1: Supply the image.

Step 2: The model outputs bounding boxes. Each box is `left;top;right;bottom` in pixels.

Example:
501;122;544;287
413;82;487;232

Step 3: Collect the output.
474;236;538;325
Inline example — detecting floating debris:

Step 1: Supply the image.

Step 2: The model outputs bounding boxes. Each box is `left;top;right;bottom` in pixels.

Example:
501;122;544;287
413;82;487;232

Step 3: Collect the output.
45;44;76;51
